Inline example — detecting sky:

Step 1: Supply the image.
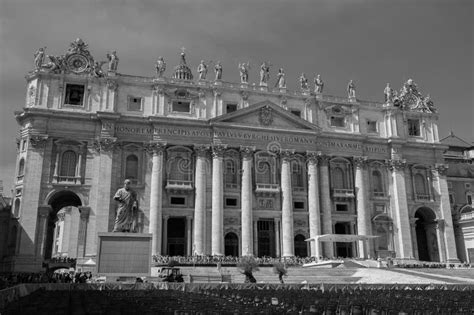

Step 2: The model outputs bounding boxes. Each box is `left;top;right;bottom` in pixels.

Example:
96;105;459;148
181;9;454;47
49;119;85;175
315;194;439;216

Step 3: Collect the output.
0;0;473;193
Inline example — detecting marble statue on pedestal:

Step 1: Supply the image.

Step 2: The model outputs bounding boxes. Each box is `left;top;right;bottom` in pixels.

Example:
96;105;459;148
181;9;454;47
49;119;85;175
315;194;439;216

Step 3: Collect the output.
239;62;249;84
155;57;166;77
347;80;356;98
276;68;286;88
113;179;138;233
299;73;308;90
106;51;119;72
197;60;208;80
34;47;46;70
384;83;394;103
314;74;324;93
259;62;270;86
214;61;223;80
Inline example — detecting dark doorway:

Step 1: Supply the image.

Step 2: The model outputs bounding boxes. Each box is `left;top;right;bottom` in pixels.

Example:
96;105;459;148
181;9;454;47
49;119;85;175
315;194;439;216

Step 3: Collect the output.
224;232;239;256
294;234;307;257
257;220;275;257
335;222;353;258
167;218;186;256
415;207;439;262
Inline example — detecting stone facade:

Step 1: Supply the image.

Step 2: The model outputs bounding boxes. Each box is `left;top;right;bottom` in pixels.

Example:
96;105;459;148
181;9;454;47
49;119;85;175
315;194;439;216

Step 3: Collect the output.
3;39;461;271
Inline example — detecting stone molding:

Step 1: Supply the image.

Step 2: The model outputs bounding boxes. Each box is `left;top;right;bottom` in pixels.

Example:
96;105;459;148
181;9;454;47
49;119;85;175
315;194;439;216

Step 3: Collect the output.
194;144;210;158
279;149;295;162
318;154;331;166
306;151;320;165
145;142;167;155
29;135;49;149
106;79;118;91
386;159;407;171
433;163;449;176
93;137;118;152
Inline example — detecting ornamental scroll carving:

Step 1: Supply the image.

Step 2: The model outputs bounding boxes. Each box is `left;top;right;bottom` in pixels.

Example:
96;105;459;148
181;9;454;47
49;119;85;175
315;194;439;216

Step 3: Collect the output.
240;146;255;159
29;135;48;149
434;164;449;176
259;105;273;126
386;159;407;171
353;156;368;169
145;142;167;155
93;137;118;152
306;151;320;166
211;144;228;158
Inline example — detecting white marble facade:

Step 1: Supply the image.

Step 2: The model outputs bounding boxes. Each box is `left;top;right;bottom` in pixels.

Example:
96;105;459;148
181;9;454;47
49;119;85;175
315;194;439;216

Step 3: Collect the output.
6;39;459;271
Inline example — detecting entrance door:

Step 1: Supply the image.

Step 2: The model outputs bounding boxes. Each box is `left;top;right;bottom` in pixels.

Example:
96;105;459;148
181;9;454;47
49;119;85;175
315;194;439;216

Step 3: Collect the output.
257;220;275;257
224;232;239;256
335;222;353;258
167;218;186;256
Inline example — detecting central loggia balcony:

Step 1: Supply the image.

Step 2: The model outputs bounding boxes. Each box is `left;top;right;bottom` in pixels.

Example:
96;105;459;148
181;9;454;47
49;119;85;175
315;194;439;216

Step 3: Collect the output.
165;179;193;191
331;188;355;198
53;175;82;185
255;183;280;194
415;193;432;202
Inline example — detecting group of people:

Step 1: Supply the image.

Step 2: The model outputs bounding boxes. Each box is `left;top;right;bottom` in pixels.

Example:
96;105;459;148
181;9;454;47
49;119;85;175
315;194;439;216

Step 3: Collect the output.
0;271;94;290
152;255;317;266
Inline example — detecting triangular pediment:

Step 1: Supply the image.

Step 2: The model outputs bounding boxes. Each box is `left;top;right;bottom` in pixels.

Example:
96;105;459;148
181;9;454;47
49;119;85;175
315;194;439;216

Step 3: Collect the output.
210;101;320;132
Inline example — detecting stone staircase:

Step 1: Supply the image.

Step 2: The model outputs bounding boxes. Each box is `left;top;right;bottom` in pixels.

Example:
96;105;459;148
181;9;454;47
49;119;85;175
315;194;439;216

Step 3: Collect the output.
177;266;361;284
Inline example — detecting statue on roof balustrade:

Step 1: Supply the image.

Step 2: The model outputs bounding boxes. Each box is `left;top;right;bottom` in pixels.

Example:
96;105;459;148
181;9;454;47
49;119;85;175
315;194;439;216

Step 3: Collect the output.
314;74;324;94
239;62;250;84
384;83;394;103
276;68;286;88
214;61;223;80
155;56;166;77
106;51;119;72
259;62;270;86
34;47;46;70
299;73;308;90
197;60;208;80
347;80;356;98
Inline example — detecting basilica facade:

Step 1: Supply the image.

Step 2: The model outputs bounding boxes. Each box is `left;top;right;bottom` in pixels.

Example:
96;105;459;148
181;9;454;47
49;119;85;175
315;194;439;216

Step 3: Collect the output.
3;39;459;271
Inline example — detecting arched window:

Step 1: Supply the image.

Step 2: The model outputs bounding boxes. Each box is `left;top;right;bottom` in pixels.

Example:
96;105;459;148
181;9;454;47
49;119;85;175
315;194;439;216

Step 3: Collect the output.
332;167;345;189
224;232;239;256
60;151;77;177
224;159;237;185
372;170;383;193
256;161;272;184
13;199;20;217
291;160;304;188
414;173;427;194
294;234;307;257
18;159;25;176
125;154;139;180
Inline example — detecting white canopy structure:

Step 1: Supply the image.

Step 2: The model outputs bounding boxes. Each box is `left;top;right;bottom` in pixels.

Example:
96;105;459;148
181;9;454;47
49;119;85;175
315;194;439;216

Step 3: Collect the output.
305;234;379;259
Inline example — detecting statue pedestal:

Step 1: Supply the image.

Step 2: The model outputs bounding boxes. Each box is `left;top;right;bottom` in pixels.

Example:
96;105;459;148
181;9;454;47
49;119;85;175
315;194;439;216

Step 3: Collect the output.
96;232;152;276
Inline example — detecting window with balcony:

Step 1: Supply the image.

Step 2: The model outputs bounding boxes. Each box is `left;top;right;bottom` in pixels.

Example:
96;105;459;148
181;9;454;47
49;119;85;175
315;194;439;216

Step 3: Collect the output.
172;100;191;113
166;148;193;190
372;170;385;197
332;167;345;189
125;154;139;184
60;150;77;178
330;159;354;198
414;173;430;201
408;119;420;136
367;120;378;133
17;158;25;182
291;159;305;191
224;159;238;189
330;116;345;128
64;84;85;106
255;153;279;193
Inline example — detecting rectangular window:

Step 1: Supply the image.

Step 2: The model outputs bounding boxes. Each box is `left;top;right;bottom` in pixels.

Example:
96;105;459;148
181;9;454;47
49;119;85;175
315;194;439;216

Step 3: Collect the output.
330;116;345;127
170;197;186;205
172;100;191;113
225;198;238;207
21;140;26;151
226;103;238;114
128;97;143;112
449;194;454;205
408;119;420;136
294;201;305;210
64;84;85;106
367;120;378;133
291;110;301;117
335;204;348;211
468;195;473;205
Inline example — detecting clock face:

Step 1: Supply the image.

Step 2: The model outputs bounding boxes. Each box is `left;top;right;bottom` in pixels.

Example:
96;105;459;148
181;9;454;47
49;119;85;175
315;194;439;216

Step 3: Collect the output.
66;54;89;73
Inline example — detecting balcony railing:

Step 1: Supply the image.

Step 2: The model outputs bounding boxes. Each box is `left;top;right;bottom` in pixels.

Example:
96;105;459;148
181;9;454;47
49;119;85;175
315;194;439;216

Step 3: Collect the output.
331;188;355;198
53;176;82;184
255;183;280;194
225;183;239;190
460;212;474;221
166;180;193;190
16;175;24;183
372;191;386;198
293;187;306;193
415;193;431;202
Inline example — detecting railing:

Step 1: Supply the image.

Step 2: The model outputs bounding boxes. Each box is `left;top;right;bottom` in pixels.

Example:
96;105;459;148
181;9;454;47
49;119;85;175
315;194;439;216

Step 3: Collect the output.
53;176;82;184
331;188;355;198
415;193;431;202
372;191;386;198
166;180;193;190
225;183;239;190
460;212;474;221
293;187;306;193
16;175;24;183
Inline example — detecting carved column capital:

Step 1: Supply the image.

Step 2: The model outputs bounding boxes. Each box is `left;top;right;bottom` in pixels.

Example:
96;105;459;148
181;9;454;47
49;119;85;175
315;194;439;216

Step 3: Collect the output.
93;137;118;152
29;135;49;149
194;144;210;158
318;154;331;166
433;163;449;176
212;144;228;158
353;156;368;169
240;90;249;101
306;151;321;166
213;88;222;98
153;85;166;95
240;145;255;159
106;79;118;90
386;159;407;171
279;149;295;162
145;142;167;155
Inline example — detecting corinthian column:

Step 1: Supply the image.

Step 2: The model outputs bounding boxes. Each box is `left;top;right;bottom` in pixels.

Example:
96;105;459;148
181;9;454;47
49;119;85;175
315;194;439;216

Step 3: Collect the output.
148;142;166;256
211;144;227;256
432;164;459;262
281;149;295;257
388;159;413;258
319;155;334;258
354;156;370;258
306;151;321;257
193;145;209;256
240;146;255;256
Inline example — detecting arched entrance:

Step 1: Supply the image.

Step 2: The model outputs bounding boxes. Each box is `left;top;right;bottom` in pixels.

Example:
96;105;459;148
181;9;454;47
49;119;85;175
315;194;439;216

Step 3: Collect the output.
224;232;239;256
294;234;307;257
414;207;439;262
334;222;353;258
44;190;83;260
